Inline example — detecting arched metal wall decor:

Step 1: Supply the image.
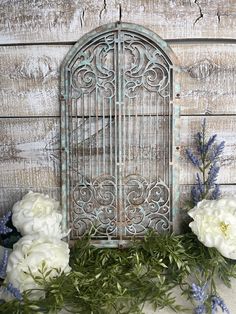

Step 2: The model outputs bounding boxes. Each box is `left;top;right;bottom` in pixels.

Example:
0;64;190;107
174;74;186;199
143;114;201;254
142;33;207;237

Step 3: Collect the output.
60;23;180;247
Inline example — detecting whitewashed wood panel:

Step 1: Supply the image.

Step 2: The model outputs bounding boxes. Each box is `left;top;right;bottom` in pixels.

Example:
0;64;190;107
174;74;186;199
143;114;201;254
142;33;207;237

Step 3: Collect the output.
0;118;60;188
0;45;70;116
1;43;236;116
0;0;236;44
172;43;236;115
0;116;235;190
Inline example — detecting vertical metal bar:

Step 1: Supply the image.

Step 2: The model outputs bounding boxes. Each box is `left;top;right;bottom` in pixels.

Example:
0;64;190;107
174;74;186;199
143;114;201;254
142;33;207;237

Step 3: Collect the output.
123;90;126;180
128;98;131;165
148;93;151;182
116;26;124;242
109;97;112;176
118;29;123;242
103;96;106;172
155;91;158;180
82;94;85;183
76;97;79;183
96;87;99;177
89;93;92;179
162;94;166;182
60;94;67;236
114;33;118;231
62;69;70;238
169;66;174;230
135;95;138;171
141;88;144;177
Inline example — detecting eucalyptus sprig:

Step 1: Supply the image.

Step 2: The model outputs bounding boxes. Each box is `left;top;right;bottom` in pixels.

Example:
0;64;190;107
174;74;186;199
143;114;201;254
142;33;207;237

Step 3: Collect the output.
1;232;236;314
186;119;225;207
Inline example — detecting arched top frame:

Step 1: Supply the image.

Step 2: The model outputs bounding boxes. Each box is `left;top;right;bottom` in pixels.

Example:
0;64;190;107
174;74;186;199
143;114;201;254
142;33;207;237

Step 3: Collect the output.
60;22;180;246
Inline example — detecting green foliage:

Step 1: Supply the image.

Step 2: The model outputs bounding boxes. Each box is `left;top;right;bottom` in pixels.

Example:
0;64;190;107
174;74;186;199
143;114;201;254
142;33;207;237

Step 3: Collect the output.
1;231;236;314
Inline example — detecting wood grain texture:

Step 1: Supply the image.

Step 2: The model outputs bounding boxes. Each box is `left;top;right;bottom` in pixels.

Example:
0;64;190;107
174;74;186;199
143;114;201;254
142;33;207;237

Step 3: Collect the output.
2;43;236;116
0;45;70;116
172;43;236;115
1;0;236;44
0;118;60;188
0;116;235;191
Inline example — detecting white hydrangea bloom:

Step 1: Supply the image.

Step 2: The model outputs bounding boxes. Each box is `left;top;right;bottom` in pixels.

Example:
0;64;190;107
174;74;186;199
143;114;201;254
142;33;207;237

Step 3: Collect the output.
189;198;236;259
5;234;71;298
12;191;62;238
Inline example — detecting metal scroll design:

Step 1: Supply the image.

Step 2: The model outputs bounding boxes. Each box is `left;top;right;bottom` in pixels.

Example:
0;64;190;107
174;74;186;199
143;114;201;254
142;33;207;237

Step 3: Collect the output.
123;33;170;98
72;175;117;238
124;175;170;235
71;34;115;99
71;174;170;238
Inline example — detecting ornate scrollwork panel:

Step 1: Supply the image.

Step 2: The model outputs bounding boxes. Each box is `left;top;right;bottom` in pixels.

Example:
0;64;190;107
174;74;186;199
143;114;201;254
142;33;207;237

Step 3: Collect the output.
61;23;177;245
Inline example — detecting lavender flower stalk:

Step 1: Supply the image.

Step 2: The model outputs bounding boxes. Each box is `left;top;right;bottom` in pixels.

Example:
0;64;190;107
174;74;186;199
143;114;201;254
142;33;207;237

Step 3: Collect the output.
0;211;12;235
191;283;230;314
186;119;225;206
191;283;208;303
194;305;206;314
0;248;9;278
5;283;22;301
211;295;230;314
191;283;208;314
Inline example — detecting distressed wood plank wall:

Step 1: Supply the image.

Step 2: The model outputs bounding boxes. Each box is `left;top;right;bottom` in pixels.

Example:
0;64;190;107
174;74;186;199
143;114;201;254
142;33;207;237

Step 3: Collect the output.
0;1;236;216
1;1;236;313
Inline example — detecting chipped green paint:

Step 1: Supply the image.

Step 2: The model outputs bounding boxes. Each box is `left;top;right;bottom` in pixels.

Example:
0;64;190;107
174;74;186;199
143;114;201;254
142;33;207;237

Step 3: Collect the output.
175;83;181;94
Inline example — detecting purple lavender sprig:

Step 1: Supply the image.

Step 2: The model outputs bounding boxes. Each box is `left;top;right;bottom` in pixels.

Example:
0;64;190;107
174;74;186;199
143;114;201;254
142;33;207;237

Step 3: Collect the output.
194;305;206;314
207;163;220;187
191;282;208;314
211;295;230;314
0;211;12;235
186;119;225;206
186;149;201;167
191;283;208;303
211;184;220;200
5;283;22;301
0;248;9;278
191;283;230;314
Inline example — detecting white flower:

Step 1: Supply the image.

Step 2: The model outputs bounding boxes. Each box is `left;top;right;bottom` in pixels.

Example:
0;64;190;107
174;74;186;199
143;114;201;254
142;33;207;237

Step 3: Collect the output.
189;198;236;259
12;191;63;238
5;234;71;298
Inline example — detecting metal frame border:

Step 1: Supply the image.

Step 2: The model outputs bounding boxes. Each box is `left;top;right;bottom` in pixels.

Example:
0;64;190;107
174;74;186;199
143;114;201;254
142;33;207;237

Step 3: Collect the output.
60;22;181;243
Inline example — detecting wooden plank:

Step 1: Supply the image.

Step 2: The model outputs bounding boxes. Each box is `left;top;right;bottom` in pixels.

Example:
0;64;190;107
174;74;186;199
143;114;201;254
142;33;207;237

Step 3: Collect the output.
0;116;235;189
0;45;70;117
1;0;236;44
0;118;60;188
2;43;236;117
172;43;236;115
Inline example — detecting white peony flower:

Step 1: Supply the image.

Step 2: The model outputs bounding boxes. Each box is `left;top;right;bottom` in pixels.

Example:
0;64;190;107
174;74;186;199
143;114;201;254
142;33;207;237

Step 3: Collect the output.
5;234;71;298
12;191;63;238
189;198;236;259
